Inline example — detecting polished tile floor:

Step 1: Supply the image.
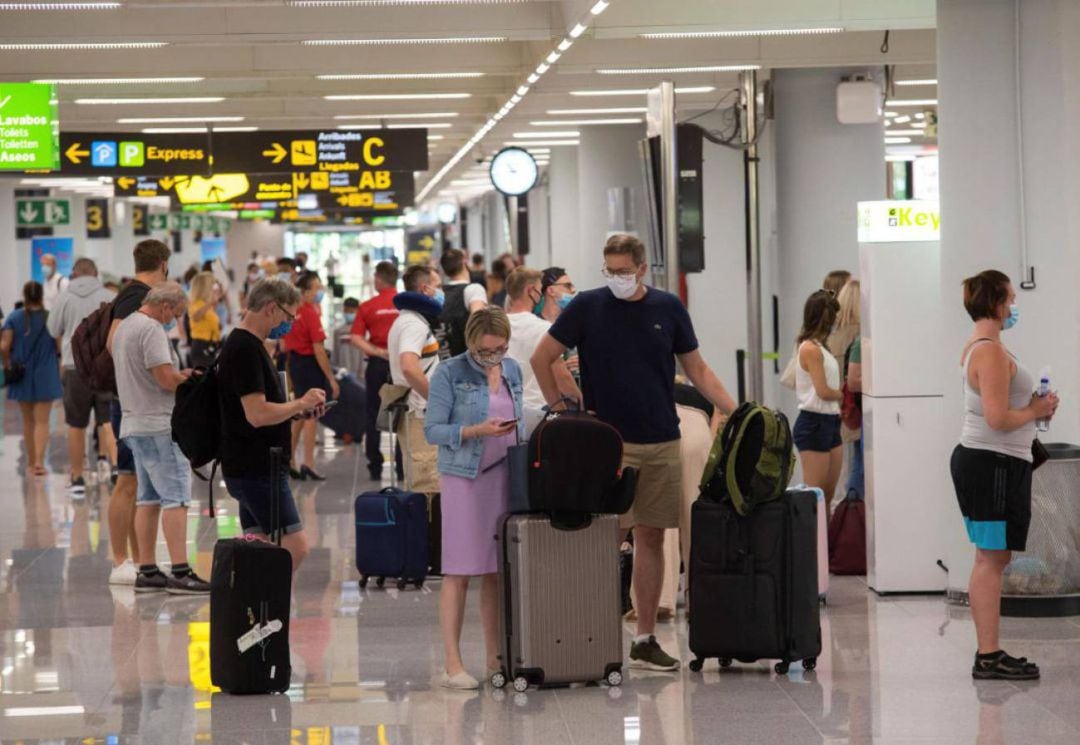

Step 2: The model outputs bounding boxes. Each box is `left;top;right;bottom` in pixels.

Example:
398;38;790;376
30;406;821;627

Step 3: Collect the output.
2;400;1080;744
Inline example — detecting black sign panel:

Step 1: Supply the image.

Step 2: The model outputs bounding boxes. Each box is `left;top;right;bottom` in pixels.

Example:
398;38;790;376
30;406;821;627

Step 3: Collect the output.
212;129;428;174
59;132;210;176
85;198;111;239
131;203;149;236
271;208;405;225
311;190;413;212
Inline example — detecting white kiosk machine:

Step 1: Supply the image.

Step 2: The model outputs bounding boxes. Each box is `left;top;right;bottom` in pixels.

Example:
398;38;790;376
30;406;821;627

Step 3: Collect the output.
858;200;952;593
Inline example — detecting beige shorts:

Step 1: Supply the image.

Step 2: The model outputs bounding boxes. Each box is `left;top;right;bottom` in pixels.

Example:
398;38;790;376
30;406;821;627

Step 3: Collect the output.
620;439;682;530
400;413;439;494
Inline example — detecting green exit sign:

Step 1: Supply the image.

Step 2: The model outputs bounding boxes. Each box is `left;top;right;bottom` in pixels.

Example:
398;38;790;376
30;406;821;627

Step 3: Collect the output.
16;198;70;226
0;83;59;171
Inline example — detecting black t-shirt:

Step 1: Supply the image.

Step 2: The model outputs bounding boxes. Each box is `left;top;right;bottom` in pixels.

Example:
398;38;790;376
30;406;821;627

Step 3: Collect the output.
549;286;699;444
217;328;290;479
112;280;150;321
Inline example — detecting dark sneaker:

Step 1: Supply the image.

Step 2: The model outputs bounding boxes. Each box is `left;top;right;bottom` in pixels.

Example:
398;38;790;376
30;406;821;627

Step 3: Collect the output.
972;651;1040;680
629;636;680;671
166;572;211;595
135;571;168;594
67;476;86;496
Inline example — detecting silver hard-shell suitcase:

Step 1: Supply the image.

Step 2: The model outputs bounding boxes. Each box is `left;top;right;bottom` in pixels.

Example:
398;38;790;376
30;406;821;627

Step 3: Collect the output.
491;513;624;691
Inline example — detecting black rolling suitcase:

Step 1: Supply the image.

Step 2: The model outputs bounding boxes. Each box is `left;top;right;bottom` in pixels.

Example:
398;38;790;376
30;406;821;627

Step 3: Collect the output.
687;488;821;674
211;447;293;693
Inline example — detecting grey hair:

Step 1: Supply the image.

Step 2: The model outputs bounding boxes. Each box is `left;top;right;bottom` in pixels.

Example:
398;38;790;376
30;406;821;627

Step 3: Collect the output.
143;281;188;310
71;257;98;278
246;278;301;312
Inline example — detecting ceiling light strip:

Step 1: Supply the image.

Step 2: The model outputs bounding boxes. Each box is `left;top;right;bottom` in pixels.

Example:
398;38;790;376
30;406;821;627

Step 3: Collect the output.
596;64;760;74
316;72;484;80
290;0;529;6
884;99;938;107
569;86;714;96
76;97;224;105
530;118;642;126
303;36;506;46
142;126;258;134
333;112;459;120
513;131;579;138
895;79;937;86
325;93;471;100
546;107;647;115
639;26;844;39
418;0;611;200
0;2;120;8
0;41;166;50
34;76;204;85
503;140;580;147
118;116;243;123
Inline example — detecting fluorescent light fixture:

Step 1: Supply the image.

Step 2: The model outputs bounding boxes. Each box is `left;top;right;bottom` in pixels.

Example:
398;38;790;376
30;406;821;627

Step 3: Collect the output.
558;38;573;52
504;140;579;147
885;99;938;107
303;36;506;46
531;118;642;126
547;106;647;115
33;76;204;85
429;134;445;140
316;72;484;80
896;79;937;86
334;122;452;129
118;116;243;123
596;64;760;75
884;129;923;136
290;0;530;5
893;115;911;124
325;93;471;100
333;112;459;120
570;23;588;38
885;154;917;162
884;137;912;144
516;85;530;96
590;0;609;14
545;51;561;64
513;131;579;138
0;41;166;50
0;2;120;8
912;121;927;128
526;148;551;153
569;86;714;96
640;27;843;39
914;112;926;120
142;126;258;133
5;706;86;717
76;97;224;105
536;63;550;74
527;73;539;84
884;111;899;118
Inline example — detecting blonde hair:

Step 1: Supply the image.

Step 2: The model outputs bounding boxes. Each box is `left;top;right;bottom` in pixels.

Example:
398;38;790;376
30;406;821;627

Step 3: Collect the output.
505;266;542;301
189;271;217;304
836;279;861;329
465;306;511;349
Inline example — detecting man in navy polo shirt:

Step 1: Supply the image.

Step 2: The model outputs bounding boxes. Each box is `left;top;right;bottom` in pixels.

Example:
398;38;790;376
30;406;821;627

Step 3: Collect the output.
531;233;736;672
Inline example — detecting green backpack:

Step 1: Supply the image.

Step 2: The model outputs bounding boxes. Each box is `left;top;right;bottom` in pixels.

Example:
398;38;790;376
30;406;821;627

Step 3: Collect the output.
699;401;795;516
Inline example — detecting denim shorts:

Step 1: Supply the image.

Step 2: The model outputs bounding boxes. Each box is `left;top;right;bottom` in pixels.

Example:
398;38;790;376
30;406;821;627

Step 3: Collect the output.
110;399;135;474
224;472;303;536
124;433;192;510
793;410;843;453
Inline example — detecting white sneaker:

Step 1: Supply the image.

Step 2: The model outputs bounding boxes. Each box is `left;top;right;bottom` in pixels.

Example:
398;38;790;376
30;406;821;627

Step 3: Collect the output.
437;670;480;690
109;559;138;586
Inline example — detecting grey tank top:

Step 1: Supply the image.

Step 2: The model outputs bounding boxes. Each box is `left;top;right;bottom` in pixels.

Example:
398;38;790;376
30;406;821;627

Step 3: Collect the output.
960;339;1035;462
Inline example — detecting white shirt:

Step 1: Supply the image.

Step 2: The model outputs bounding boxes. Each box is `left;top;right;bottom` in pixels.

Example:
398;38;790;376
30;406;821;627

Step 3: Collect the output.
796;340;841;415
43;273;68;312
446;280;488;309
388;310;441;415
507;311;552;412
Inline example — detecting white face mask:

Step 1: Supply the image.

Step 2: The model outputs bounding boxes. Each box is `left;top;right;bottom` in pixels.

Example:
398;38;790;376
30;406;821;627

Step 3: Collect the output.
606;274;639;300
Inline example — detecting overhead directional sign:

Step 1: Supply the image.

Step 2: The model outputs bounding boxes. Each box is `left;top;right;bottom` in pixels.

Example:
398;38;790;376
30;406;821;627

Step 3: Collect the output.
114;170;416;206
16;198;70;226
147;211;228;233
316;191;410;211
0;83;59;171
212;129;429;174
85;198;111;239
60;131;210;176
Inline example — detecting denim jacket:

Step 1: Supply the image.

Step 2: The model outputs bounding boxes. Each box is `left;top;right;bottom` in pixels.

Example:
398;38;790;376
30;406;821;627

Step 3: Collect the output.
423;352;526;479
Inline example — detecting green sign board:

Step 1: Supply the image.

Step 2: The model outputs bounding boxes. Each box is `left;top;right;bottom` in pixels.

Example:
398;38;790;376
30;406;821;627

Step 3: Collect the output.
147;211;227;233
16;198;69;226
0;83;59;171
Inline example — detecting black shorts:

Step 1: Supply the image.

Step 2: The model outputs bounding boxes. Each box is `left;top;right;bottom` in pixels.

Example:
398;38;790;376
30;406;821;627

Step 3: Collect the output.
793;410;842;453
224;471;303;536
950;444;1032;551
110;399;135;475
62;368;113;429
287;353;330;398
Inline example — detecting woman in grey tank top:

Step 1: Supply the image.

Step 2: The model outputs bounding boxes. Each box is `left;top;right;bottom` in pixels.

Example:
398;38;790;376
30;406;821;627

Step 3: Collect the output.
950;270;1059;681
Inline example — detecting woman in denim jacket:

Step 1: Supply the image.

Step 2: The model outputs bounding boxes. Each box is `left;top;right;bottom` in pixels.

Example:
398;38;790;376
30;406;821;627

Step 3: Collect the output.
424;307;525;690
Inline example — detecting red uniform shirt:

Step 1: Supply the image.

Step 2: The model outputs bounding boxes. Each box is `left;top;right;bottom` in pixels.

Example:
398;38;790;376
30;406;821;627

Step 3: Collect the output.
351;288;399;350
282;301;326;356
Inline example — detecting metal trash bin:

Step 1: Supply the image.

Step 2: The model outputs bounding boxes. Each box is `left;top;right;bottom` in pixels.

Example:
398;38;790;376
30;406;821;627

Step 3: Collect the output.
1001;443;1080;617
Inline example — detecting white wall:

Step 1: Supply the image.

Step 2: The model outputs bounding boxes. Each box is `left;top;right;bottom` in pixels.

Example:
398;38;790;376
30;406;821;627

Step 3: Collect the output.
526;181;551;269
547;146;580;278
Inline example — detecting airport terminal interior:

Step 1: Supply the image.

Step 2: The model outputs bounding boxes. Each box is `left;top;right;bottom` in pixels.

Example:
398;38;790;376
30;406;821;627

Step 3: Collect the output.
3;1;1080;743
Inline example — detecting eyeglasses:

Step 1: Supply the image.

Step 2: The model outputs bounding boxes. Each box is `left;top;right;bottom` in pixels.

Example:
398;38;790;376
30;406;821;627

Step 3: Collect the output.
553;280;576;292
276;303;296;322
601;267;638;279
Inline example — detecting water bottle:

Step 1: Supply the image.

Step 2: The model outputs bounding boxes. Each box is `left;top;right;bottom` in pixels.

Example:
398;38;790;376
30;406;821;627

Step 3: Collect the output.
1036;366;1051;432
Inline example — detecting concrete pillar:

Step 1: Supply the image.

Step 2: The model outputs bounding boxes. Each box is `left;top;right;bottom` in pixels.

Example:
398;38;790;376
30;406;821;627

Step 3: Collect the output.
546;145;579;278
772;68;885;413
938;0;1080;591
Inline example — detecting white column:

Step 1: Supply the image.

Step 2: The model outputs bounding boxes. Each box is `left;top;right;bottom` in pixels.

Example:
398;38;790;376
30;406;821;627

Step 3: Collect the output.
546;145;579;276
0;181;18;311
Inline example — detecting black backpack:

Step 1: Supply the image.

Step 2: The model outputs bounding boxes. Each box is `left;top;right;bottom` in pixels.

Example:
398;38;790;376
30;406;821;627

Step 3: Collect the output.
440;284;469;358
172;365;222;507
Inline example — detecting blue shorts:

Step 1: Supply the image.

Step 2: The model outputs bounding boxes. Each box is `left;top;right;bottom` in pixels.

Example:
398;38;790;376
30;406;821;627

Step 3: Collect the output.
225;471;303;536
110;399;135;474
124;433;192;510
793;410;842;453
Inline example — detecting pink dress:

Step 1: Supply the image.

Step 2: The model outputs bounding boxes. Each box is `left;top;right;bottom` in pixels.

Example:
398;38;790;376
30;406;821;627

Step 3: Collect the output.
439;382;515;576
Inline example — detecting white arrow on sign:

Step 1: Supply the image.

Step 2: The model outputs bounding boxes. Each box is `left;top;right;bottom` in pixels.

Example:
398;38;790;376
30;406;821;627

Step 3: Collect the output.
18;202;39;224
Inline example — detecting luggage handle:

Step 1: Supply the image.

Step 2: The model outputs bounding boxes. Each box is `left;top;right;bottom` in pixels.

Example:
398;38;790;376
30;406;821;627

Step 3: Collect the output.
269;446;284;547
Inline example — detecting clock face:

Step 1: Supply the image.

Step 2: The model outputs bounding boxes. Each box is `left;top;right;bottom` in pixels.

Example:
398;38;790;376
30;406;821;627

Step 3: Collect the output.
489;147;538;196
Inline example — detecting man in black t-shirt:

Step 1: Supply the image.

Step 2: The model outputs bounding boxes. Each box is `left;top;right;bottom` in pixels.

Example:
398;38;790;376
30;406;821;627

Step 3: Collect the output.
106;239;171;587
217;278;326;570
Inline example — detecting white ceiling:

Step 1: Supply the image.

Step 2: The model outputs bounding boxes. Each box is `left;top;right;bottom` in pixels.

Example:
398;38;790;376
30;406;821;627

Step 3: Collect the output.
0;0;939;204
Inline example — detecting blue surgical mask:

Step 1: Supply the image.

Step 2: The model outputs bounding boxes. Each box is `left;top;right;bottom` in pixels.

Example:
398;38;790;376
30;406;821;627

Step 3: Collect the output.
556;293;575;310
344;312;357;325
432;288;445;308
162;319;177;333
1003;303;1020;330
315;290;325;304
269;320;293;340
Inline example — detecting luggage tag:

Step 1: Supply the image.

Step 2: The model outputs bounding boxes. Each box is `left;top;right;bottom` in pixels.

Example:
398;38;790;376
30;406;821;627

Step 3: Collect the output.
237;618;283;654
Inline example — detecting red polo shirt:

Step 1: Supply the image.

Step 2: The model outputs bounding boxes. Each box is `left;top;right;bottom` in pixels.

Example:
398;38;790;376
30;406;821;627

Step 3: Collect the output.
352;288;399;350
282;301;326;356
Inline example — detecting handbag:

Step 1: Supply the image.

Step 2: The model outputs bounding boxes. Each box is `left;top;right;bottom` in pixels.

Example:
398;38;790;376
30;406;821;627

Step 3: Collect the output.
1032;438;1049;471
3;311;48;388
779;343;799;390
376;383;411;433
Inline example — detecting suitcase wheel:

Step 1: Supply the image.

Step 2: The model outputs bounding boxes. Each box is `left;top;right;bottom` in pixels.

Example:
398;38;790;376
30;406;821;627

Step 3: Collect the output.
688;658;704;673
512;676;530;693
396;578;407;591
490;671;507;689
605;669;623;687
774;661;790;675
359;576;368;589
718;658;732;669
802;658;817;672
414;580;425;589
376;576;386;588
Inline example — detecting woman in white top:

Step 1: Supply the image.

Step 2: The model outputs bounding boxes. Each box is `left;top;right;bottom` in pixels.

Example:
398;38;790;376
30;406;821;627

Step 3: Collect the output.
950;270;1058;680
791;290;844;509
